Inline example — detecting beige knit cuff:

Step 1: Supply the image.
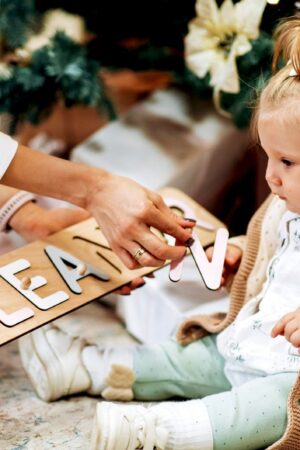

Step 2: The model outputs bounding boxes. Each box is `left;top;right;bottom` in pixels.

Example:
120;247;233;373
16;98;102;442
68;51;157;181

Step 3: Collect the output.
228;235;247;253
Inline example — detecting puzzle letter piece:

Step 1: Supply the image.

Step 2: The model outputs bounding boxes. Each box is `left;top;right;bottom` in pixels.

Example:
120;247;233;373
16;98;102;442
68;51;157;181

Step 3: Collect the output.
44;245;110;295
0;307;34;327
165;197;228;290
0;259;69;310
190;227;229;290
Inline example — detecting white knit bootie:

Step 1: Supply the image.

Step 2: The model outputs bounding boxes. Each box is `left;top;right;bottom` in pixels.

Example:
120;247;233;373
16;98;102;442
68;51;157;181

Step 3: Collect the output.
19;324;136;402
91;401;169;450
19;323;91;401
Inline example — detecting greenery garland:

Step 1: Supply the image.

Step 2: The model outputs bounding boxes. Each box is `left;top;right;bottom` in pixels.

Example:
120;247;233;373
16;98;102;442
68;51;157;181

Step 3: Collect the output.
0;0;297;130
0;33;114;130
0;0;36;49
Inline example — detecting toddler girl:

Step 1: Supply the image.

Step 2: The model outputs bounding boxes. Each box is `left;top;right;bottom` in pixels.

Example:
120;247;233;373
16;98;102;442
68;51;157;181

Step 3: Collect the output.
19;17;300;450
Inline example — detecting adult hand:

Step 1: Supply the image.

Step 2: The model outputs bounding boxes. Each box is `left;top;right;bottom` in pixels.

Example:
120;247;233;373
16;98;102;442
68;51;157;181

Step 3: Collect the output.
86;174;195;269
1;143;194;269
272;308;300;352
206;244;242;287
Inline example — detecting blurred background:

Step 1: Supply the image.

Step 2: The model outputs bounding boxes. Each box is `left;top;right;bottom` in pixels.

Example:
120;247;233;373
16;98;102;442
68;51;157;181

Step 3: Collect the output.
1;3;300;448
1;0;298;235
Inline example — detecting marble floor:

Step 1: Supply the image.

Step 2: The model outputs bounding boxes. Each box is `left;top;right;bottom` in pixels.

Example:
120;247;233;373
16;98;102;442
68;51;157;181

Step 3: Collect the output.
0;302;136;450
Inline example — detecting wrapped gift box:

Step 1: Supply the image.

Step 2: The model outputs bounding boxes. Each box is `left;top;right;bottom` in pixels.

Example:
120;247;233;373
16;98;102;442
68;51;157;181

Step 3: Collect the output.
71;88;250;209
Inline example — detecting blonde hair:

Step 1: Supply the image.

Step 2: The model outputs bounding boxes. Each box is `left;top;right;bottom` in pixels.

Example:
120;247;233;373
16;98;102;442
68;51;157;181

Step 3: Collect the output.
252;17;300;140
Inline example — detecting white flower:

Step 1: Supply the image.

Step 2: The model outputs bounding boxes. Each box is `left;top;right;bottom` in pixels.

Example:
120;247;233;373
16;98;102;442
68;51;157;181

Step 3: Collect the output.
24;35;51;53
24;9;86;53
0;63;12;80
185;0;268;95
42;9;86;43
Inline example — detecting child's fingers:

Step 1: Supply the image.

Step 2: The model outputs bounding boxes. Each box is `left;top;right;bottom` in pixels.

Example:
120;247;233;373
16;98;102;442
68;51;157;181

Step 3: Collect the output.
116;285;131;295
115;277;146;295
206;245;242;286
206;245;241;265
225;246;242;268
271;321;285;338
282;319;299;341
205;246;214;261
289;329;300;349
271;313;294;337
129;277;145;289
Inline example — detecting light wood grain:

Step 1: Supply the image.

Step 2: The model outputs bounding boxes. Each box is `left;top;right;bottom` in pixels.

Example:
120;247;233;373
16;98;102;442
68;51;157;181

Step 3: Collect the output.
0;188;225;345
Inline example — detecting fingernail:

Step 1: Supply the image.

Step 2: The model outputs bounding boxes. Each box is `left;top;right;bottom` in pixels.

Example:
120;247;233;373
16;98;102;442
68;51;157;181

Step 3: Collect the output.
136;282;146;289
184;217;197;223
185;237;195;247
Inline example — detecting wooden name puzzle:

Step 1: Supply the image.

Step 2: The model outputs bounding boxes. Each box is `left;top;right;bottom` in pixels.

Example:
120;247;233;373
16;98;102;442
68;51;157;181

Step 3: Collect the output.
0;187;227;345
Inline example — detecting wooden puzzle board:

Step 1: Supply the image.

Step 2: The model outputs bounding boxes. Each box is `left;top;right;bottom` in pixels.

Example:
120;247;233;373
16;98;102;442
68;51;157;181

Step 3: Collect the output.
0;187;225;346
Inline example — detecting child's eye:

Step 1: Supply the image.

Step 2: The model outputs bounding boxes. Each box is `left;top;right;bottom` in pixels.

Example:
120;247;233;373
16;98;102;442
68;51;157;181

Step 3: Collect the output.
281;158;294;167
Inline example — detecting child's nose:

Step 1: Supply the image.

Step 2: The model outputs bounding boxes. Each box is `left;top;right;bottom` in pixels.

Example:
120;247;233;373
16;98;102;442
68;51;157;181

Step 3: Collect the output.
265;162;282;186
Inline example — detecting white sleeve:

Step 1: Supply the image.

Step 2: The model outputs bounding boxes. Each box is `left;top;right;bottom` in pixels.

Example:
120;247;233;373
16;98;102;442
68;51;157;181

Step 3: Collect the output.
0;132;18;180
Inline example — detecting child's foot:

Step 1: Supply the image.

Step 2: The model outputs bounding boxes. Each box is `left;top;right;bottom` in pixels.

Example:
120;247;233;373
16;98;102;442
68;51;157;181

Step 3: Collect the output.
19;324;91;401
91;402;169;450
19;323;136;402
91;400;214;450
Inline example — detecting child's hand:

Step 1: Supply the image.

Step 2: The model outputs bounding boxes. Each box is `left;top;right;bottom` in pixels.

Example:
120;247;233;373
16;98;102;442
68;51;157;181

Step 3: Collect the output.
9;202;90;242
205;244;242;286
116;277;146;295
115;273;155;295
271;308;300;351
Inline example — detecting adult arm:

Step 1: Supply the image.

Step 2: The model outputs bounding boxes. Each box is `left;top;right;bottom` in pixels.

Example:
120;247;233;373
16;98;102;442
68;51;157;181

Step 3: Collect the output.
1;135;193;268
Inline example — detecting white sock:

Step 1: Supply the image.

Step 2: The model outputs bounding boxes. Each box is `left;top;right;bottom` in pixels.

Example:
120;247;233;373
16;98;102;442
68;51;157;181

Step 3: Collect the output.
152;399;213;450
81;345;135;394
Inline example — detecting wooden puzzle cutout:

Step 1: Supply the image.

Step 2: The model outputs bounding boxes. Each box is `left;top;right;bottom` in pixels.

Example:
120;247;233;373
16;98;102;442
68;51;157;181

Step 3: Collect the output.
0;187;226;346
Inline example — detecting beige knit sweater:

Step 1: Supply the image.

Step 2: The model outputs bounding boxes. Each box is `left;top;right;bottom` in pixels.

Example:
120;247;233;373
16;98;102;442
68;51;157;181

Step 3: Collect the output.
177;194;300;450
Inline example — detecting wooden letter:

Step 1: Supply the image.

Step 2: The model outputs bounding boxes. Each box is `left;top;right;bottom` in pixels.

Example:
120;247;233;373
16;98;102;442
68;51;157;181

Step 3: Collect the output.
44;245;110;295
0;307;34;327
165;197;228;290
190;228;229;290
0;259;69;310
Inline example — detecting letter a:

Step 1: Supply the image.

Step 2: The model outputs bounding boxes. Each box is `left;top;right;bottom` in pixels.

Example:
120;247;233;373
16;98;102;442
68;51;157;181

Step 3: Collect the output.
44;245;110;294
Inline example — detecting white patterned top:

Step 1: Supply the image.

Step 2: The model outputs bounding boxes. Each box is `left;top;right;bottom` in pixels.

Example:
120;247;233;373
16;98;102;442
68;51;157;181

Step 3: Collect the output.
217;210;300;386
0;132;18;179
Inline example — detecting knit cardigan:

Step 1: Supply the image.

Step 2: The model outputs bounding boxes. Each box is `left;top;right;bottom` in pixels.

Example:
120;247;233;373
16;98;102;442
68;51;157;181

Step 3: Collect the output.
176;194;300;450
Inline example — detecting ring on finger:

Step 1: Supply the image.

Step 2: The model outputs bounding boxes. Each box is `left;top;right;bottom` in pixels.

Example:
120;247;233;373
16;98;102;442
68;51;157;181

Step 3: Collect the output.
133;247;146;261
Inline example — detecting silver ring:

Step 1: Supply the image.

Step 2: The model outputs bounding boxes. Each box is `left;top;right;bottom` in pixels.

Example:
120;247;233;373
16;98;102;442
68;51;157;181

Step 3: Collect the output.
133;247;146;261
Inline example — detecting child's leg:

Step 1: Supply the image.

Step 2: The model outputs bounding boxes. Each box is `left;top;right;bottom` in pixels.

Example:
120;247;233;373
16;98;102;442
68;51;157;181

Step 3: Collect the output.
19;325;230;402
202;372;297;450
133;336;231;400
91;372;297;450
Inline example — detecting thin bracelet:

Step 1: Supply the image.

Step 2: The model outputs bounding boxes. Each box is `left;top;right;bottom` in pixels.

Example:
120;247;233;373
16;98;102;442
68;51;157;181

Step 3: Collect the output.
0;191;36;233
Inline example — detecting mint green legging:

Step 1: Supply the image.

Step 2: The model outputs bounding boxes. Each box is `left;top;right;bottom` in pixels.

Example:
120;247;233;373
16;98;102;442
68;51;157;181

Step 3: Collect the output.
132;336;297;450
